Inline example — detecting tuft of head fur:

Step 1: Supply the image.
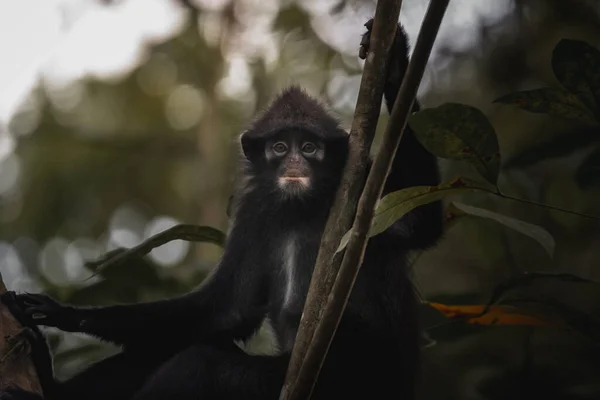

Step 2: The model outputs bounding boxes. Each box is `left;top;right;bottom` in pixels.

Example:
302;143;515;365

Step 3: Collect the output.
244;86;348;140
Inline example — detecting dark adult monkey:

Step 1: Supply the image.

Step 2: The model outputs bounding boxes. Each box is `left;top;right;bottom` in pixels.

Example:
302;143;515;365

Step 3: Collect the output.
1;19;442;400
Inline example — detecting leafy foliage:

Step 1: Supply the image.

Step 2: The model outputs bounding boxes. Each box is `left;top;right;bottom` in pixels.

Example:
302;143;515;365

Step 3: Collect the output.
451;202;555;257
575;147;600;189
337;177;494;253
496;38;600;124
497;38;600;191
370;177;493;237
552;39;600;117
426;302;557;327
494;87;595;124
421;272;600;344
503;126;600;168
408;103;501;184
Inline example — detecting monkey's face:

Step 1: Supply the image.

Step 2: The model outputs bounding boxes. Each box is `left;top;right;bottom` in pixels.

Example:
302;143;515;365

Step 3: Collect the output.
241;128;348;202
264;131;325;197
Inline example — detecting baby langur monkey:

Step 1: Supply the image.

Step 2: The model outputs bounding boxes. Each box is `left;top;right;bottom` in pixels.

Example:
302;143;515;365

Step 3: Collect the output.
0;18;443;400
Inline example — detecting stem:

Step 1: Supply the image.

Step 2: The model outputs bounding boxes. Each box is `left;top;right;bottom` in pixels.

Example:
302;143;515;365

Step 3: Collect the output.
495;190;600;220
287;1;450;399
278;2;405;399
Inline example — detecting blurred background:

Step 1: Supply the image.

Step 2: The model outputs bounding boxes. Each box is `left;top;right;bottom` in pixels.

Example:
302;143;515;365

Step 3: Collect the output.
1;0;600;398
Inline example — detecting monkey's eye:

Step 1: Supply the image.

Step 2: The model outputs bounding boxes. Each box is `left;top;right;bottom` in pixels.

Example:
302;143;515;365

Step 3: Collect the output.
301;142;317;155
272;142;288;156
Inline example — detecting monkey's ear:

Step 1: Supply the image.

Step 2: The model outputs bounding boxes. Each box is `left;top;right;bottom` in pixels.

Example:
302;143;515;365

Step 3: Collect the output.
240;131;264;164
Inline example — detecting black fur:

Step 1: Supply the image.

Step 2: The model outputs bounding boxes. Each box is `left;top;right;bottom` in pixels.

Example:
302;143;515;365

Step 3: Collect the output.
0;20;442;400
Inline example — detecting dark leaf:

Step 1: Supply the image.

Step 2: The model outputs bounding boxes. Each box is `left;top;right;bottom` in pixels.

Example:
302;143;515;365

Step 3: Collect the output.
408;103;500;184
504;126;600;168
575;147;600;189
552;39;600;116
494;87;596;124
484;272;600;342
486;272;595;310
418;301;449;334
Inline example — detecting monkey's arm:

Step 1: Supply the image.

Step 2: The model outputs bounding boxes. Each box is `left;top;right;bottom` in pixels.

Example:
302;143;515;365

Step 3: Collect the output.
1;234;267;349
361;20;443;249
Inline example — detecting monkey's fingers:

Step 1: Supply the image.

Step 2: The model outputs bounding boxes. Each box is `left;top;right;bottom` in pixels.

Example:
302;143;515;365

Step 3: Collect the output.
359;34;371;59
17;293;59;308
4;294;64;327
20;300;82;331
359;18;376;60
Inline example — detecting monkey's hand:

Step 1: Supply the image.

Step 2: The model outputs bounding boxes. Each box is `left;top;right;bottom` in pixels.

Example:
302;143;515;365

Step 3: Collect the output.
358;18;376;60
1;292;83;332
359;18;409;91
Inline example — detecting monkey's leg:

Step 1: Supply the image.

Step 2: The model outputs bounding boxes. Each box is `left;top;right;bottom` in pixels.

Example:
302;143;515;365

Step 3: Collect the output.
129;327;401;400
0;345;175;400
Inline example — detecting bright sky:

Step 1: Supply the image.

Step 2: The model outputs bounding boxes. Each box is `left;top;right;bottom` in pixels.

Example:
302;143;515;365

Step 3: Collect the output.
0;0;188;123
0;0;512;126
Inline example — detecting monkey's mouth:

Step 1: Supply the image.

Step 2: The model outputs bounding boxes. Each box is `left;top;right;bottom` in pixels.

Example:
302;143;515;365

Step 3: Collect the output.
278;176;310;189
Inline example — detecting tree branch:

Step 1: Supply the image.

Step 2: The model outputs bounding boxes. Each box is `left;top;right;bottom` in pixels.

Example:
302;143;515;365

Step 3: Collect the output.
284;1;450;399
279;1;405;399
0;277;42;395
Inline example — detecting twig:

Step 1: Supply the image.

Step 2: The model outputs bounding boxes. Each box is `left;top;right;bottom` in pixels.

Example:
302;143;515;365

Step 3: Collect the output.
287;1;450;399
495;190;600;220
483;271;596;314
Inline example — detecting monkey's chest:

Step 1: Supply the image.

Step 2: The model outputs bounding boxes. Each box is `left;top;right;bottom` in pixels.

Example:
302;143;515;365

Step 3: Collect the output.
266;234;318;344
273;235;316;305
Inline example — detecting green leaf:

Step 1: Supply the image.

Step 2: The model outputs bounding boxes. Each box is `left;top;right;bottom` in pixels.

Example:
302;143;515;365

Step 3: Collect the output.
408;103;500;184
336;177;495;253
443;202;470;231
372;177;494;237
504;126;600;168
575;147;600;189
85;224;226;278
336;177;496;253
452;202;555;257
494;87;596;124
552;39;600;117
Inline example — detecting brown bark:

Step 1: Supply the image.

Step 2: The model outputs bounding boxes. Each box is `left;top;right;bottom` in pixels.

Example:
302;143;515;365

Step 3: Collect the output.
279;1;405;399
281;0;451;398
0;279;42;394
